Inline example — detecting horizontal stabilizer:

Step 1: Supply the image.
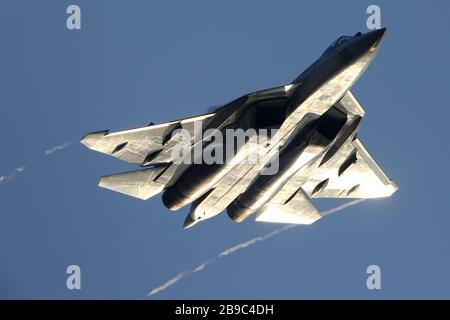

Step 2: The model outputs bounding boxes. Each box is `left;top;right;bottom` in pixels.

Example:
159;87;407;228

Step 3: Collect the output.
256;188;321;225
98;165;171;200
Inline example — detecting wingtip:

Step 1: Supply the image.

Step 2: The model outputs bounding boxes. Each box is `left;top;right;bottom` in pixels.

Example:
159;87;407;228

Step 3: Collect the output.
97;176;107;188
389;180;399;195
80;130;109;148
183;214;198;229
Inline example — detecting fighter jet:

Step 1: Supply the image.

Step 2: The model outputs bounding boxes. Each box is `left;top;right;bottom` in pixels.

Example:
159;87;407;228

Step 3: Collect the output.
81;28;397;229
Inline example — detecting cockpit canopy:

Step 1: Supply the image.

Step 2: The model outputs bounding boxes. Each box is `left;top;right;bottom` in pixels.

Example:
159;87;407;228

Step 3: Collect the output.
327;36;353;50
321;32;362;58
292;32;363;83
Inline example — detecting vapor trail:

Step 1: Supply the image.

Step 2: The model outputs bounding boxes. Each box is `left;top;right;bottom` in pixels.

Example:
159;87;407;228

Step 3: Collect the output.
44;142;71;155
0;142;72;184
147;199;366;297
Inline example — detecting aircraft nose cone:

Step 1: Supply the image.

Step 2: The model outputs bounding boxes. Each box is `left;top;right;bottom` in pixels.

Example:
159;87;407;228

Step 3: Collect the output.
348;28;386;60
183;214;198;229
366;27;386;48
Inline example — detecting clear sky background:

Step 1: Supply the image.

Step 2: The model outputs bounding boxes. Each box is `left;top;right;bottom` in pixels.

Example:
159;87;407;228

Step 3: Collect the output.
1;0;449;299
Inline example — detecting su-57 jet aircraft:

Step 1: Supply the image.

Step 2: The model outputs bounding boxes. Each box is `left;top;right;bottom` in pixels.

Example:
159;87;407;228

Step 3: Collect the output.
81;28;397;229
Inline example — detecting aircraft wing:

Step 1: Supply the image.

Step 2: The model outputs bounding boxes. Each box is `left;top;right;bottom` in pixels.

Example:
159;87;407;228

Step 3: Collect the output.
81;113;214;200
297;91;396;199
301;138;398;198
254;91;394;224
80;113;215;166
253;137;396;225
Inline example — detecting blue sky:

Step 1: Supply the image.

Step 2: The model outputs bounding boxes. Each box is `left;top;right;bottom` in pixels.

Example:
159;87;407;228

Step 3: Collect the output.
1;0;449;299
